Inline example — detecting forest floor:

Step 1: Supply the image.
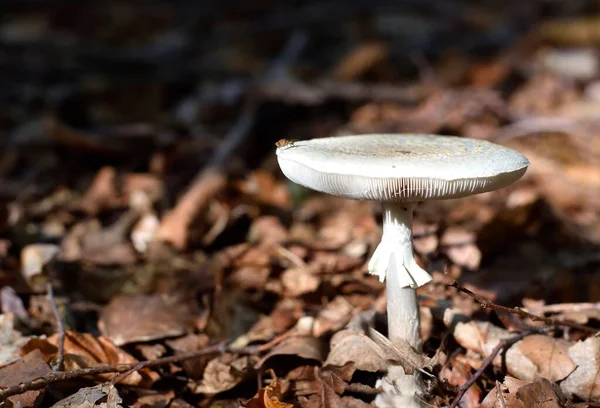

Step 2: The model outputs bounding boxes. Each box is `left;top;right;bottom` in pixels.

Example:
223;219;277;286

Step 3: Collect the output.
0;1;599;407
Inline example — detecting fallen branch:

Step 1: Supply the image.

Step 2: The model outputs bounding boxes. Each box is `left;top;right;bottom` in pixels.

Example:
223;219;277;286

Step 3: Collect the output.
448;280;598;333
449;327;548;408
0;342;234;402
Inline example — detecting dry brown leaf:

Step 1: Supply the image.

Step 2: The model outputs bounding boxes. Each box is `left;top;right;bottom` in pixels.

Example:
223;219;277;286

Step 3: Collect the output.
442;357;482;408
281;268;320;298
255;335;325;371
287;364;371;408
20;331;158;387
131;390;174;408
313;296;354;337
480;377;527;408
98;293;198;346
165;334;209;378
0;349;52;408
325;329;387;372
192;354;255;395
453;321;572;383
247;216;289;247
517;334;576;382
560;336;600;402
516;378;566;408
441;227;481;270
244;379;293;408
51;383;123;408
237;170;291;209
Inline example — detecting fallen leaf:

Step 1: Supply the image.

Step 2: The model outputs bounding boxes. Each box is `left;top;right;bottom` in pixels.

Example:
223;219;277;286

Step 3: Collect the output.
20;331;158;387
247;216;289;247
165;334;210;378
0;349;52;408
480;377;527;408
192;354;255;395
313;296;354;337
51;383;123;408
326;329;387;372
256;335;325;371
287;365;371;408
516;378;566;408
131;390;174;408
453;321;573;383
560;336;600;402
442;357;482;407
518;334;576;382
244;378;293;408
441;227;481;270
281;268;320;298
98;293;198;346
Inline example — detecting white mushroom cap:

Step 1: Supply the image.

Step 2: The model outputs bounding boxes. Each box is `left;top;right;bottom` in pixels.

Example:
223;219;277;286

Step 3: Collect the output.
276;134;529;201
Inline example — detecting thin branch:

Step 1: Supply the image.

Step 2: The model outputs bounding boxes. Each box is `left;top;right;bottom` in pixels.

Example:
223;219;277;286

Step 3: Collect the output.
46;283;65;372
448;280;598;333
0;342;235;402
449;328;548;408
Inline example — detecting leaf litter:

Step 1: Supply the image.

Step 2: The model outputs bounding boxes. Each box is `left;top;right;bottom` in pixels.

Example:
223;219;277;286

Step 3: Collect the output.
0;2;600;407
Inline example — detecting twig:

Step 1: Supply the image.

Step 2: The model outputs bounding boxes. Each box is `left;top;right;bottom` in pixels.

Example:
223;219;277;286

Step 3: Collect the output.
0;342;233;402
449;328;547;408
448;280;598;333
46;283;65;372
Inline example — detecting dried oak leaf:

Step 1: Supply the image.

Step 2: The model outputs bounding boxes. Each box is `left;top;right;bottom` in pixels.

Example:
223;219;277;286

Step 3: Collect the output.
165;334;209;378
560;336;600;402
244;379;293;408
131;390;174;408
51;383;122;408
0;349;52;408
20;331;158;387
192;354;256;395
281;268;320;298
516;378;566;408
98;293;198;346
440;227;481;270
517;334;576;382
313;296;354;337
441;357;481;408
287;364;371;408
480;376;527;408
325;329;387;372
255;335;325;371
453;321;574;383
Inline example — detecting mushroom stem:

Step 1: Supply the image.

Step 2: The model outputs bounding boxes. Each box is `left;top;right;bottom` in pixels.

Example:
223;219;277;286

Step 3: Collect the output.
371;203;429;407
368;202;431;349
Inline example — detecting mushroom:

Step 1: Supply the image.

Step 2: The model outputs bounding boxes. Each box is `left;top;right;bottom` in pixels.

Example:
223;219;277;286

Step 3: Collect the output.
276;134;529;402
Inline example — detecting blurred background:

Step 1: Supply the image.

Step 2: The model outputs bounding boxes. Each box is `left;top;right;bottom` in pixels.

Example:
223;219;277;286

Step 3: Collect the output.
0;1;600;406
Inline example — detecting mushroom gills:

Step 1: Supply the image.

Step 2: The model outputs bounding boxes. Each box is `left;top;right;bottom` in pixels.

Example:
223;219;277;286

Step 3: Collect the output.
367;202;432;288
